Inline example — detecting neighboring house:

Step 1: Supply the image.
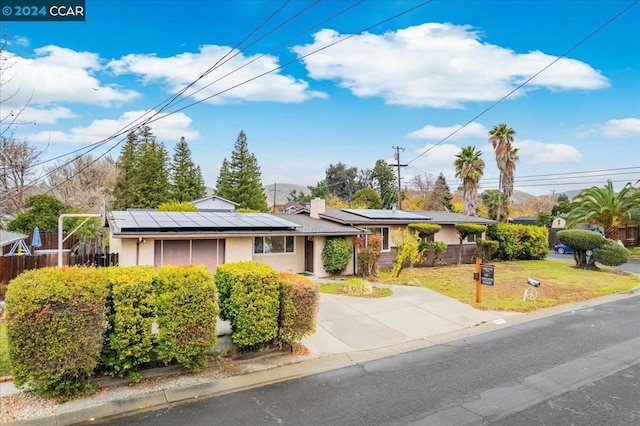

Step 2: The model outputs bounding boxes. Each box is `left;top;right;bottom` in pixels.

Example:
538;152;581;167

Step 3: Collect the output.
291;199;494;269
510;216;538;226
0;230;28;253
107;209;363;277
551;216;566;229
191;195;238;211
280;201;306;215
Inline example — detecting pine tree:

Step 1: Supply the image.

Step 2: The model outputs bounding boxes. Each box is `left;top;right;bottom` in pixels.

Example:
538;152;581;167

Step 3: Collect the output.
215;158;232;198
170;137;206;202
425;173;453;211
372;159;396;209
136;138;170;208
215;131;268;211
112;131;140;210
112;126;171;209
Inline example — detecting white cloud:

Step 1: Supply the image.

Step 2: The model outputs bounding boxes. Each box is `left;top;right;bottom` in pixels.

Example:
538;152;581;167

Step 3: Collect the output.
2;46;140;107
407;122;488;140
12;36;30;47
109;45;327;104
20;106;77;125
293;24;608;108
27;110;199;144
579;117;640;138
516;139;582;164
409;143;462;170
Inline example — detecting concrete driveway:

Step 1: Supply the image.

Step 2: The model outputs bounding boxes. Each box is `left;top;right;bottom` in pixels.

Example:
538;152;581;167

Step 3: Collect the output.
303;284;516;354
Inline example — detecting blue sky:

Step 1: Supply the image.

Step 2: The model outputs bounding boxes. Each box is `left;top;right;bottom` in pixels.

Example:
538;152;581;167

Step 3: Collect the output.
2;0;639;197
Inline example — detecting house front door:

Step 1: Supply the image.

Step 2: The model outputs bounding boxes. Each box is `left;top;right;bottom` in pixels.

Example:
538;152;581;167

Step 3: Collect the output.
305;238;314;273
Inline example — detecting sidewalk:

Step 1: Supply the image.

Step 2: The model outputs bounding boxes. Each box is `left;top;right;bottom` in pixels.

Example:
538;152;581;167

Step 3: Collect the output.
1;283;638;425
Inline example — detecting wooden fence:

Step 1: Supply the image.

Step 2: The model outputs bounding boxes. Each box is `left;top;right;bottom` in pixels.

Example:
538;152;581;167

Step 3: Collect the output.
1;249;118;289
0;253;67;286
70;253;119;267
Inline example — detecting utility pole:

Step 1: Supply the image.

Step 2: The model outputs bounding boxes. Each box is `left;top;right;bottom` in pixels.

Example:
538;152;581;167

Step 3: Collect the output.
272;182;277;213
390;146;407;210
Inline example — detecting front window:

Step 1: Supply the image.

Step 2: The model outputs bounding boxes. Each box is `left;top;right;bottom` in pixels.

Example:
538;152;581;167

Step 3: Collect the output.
254;236;295;254
364;227;390;252
467;233;477;243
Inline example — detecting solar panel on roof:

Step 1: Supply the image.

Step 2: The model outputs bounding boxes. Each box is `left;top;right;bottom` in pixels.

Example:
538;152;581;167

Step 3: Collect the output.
111;210;299;232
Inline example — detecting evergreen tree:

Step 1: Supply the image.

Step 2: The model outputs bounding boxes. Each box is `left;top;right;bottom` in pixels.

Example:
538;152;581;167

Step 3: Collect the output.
215;131;268;211
215;159;232;197
136;137;170;208
112;126;171;209
372;159;397;209
170;137;206;202
424;173;453;211
325;163;358;201
112;131;140;210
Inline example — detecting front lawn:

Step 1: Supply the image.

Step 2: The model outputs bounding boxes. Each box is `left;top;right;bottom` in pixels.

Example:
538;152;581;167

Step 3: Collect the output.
628;247;640;259
0;321;10;377
377;259;639;312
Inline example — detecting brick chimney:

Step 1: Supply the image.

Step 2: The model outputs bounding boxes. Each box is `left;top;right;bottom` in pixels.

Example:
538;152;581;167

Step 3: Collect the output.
310;197;326;219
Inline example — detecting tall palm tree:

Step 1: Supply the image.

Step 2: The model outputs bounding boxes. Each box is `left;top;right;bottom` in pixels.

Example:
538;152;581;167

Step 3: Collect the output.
454;146;485;216
501;145;519;203
567;181;640;239
488;123;516;222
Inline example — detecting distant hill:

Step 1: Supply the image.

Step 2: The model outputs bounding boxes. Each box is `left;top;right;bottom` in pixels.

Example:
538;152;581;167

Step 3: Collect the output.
263;183;309;207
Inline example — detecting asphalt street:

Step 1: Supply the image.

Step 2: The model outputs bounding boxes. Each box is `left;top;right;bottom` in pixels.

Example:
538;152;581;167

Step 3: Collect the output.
95;295;640;426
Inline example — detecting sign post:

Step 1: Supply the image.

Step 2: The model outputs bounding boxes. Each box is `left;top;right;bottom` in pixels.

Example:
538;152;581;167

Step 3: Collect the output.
475;258;482;303
474;259;495;303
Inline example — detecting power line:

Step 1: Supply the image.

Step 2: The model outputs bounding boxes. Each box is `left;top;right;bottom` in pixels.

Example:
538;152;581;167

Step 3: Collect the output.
405;0;639;166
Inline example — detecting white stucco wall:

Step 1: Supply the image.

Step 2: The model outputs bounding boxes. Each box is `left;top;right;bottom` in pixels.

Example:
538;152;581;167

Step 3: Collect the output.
114;238;155;267
224;237;253;262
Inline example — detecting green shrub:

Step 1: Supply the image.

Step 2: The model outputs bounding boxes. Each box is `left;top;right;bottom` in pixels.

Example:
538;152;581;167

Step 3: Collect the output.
454;224;488;265
215;262;280;352
557;229;607;269
343;277;373;295
321;238;353;275
557;229;605;250
6;267;108;398
475;239;499;261
487;224;548;261
420;241;448;266
154;265;218;372
157;201;199;212
594;240;630;266
100;267;156;382
391;228;422;277
277;272;319;346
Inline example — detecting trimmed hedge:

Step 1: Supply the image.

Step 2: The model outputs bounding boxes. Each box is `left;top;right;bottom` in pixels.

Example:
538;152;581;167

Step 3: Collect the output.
100;267;156;381
487;224;548;261
475;239;499;261
277;272;319;346
408;223;441;237
154;265;219;372
557;229;605;251
594;239;630;266
6;267;108;398
215;262;280;351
